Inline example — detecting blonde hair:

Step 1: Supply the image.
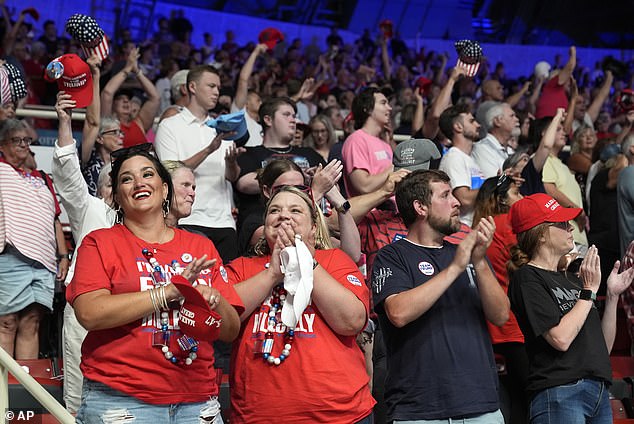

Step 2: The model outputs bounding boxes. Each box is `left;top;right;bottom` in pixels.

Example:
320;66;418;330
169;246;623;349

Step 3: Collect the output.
253;185;332;256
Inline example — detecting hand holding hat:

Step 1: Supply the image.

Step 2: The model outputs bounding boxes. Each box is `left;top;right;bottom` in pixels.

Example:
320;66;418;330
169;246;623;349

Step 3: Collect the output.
454;39;483;77
171;275;223;342
65;14;110;60
205;110;248;141
44;54;93;108
258;27;283;51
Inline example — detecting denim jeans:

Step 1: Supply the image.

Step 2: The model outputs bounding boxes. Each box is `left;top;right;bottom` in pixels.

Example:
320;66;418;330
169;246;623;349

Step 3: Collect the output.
76;379;224;424
393;409;504;423
529;378;611;424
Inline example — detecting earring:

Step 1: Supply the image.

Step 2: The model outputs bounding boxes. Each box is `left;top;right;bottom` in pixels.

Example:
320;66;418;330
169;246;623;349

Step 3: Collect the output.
115;205;124;224
162;199;170;218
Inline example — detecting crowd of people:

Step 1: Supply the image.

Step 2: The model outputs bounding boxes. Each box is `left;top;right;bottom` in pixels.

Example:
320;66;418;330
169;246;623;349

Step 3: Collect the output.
2;4;634;424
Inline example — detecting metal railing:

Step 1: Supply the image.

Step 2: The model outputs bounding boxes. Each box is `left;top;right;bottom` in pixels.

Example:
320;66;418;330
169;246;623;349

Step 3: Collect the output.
0;348;74;424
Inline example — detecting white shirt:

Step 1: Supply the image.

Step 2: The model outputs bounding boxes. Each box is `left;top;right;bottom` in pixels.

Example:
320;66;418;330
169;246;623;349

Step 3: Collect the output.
439;146;485;227
52;142;116;285
472;133;508;178
155;107;236;229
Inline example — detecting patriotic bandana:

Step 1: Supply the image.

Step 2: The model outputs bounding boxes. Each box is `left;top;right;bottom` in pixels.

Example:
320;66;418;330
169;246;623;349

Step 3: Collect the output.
454;39;483;77
0;63;28;105
65;14;110;61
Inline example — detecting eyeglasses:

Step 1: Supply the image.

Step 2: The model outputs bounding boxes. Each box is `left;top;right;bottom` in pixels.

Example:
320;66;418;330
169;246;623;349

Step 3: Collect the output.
110;143;155;165
101;129;124;137
6;136;34;146
270;184;314;202
548;221;572;230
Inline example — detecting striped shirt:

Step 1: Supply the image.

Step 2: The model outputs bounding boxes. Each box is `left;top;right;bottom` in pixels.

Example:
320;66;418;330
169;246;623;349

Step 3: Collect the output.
0;162;57;272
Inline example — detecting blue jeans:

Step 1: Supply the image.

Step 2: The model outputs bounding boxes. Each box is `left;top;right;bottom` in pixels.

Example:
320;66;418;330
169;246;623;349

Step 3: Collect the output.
529;378;611;424
76;379;224;424
393;409;504;423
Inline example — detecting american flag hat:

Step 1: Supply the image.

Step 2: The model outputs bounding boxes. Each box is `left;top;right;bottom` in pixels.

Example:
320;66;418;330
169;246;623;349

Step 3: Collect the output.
0;63;28;105
65;14;110;61
454;39;483;77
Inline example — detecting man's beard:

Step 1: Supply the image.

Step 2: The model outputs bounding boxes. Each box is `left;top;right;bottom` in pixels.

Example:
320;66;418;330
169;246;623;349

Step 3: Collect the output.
428;212;461;236
464;129;480;141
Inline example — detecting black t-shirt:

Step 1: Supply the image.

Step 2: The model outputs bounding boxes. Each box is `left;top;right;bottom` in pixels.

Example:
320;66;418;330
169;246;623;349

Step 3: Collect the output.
519;159;546;196
234;145;325;227
508;265;612;397
588;168;619;254
372;239;499;421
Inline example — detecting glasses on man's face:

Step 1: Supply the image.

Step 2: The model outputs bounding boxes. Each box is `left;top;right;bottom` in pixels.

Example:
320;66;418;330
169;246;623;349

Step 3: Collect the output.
270;184;314;202
548;221;572;231
101;129;124;137
6;136;34;146
110;143;155;165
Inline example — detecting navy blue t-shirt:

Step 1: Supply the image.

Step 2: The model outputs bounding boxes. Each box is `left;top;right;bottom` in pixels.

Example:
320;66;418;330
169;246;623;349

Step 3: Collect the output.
372;239;499;421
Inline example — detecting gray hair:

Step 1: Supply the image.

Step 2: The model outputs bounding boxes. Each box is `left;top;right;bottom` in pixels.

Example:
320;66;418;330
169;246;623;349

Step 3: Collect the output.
97;162;112;191
483;102;505;132
99;116;121;135
0;119;28;141
161;160;190;176
622;134;634;161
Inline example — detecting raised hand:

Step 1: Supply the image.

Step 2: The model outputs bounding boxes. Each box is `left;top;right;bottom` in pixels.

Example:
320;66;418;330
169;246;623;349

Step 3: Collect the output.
471;216;495;264
181;254;217;284
55;91;76;121
311;159;343;201
224;143;245;164
579;245;601;293
607;260;634;298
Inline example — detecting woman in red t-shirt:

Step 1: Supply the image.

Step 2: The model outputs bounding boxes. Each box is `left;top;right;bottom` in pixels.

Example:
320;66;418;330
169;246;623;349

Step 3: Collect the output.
67;146;242;422
473;175;528;424
227;185;375;423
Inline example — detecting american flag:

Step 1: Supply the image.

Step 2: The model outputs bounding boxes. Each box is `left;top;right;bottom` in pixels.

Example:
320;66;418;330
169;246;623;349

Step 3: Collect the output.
0;66;10;106
65;14;110;61
2;63;27;103
454;40;483;77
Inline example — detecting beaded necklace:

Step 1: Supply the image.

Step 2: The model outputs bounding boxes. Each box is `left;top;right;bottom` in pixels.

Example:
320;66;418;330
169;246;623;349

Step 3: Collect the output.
142;248;199;365
259;284;295;366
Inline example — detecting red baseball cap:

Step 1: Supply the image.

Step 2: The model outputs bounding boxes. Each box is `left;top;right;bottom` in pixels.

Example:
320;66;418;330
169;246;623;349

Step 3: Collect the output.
171;275;222;342
45;54;93;108
258;28;283;51
509;193;582;234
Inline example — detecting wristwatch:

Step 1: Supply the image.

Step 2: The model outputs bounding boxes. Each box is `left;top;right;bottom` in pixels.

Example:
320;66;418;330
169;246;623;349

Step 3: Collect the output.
335;200;351;214
579;289;596;301
57;253;72;261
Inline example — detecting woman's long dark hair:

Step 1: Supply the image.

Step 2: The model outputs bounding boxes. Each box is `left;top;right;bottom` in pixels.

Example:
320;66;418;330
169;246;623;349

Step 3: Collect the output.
111;148;174;219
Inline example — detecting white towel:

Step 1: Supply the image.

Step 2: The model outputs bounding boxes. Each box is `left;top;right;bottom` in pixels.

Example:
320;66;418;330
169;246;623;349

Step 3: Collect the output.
279;235;314;328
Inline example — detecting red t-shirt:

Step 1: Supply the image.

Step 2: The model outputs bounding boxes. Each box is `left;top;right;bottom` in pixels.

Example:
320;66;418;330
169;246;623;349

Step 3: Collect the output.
535;76;569;119
486;214;524;344
67;225;243;404
227;249;376;423
120;120;147;148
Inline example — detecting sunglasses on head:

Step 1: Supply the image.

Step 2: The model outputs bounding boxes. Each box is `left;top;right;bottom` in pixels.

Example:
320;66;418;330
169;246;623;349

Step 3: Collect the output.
110;143;155;165
270;184;314;202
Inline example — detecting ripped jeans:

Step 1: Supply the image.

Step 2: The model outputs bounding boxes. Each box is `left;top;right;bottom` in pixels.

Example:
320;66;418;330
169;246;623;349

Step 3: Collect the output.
76;379;224;424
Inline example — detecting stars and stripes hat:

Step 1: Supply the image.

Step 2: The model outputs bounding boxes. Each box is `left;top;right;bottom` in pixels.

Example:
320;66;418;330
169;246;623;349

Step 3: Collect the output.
0;63;27;106
65;14;110;60
454;39;483;77
44;54;93;108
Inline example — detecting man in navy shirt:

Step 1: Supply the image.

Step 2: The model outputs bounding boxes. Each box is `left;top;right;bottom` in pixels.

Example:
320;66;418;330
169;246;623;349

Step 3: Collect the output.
372;169;509;422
